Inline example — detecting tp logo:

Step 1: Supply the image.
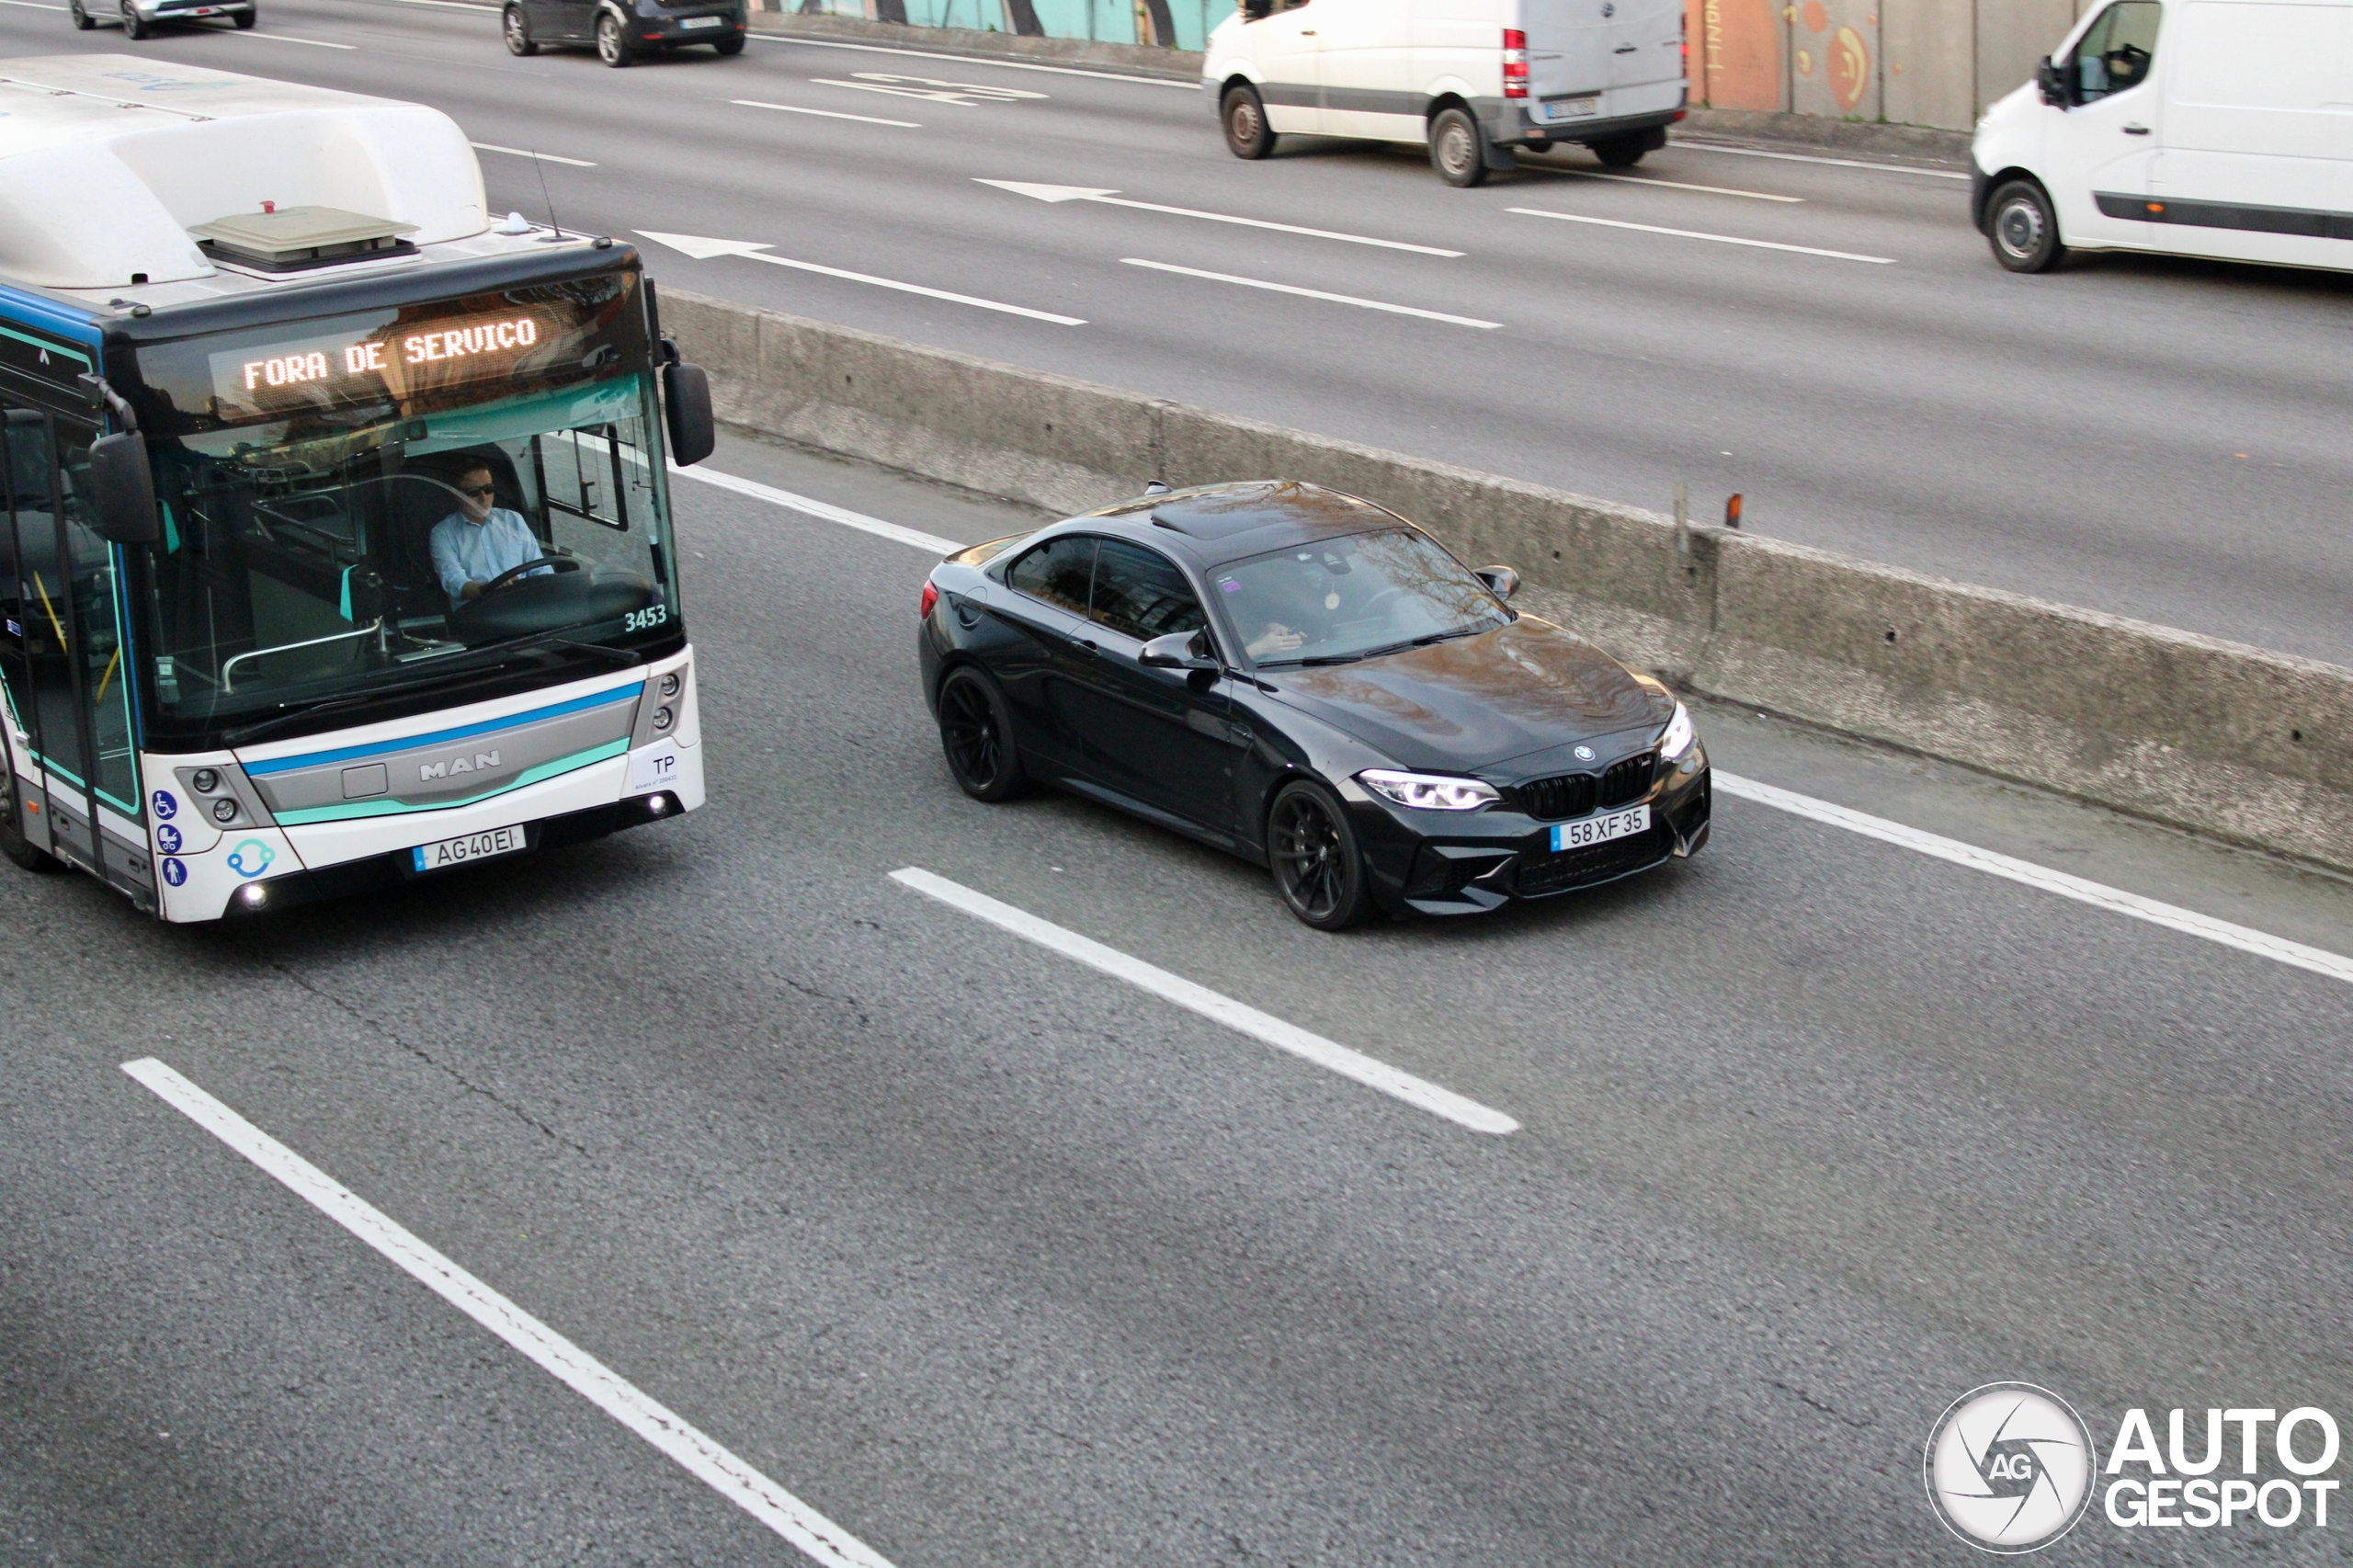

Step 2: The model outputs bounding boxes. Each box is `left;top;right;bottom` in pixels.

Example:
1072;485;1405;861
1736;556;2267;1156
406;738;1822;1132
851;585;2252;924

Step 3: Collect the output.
1925;1383;2097;1553
225;839;274;879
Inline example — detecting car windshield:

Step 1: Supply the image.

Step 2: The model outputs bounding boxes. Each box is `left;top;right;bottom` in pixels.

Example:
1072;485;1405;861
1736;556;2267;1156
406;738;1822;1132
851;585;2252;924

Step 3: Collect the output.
126;272;676;737
1212;528;1508;666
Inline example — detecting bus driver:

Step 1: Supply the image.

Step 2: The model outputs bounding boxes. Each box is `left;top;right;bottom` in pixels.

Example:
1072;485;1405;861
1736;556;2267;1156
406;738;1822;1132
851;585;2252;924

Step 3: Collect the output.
431;461;548;606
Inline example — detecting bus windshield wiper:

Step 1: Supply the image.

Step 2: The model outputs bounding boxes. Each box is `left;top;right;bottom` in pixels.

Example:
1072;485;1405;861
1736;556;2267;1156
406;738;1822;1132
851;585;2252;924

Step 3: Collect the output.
222;671;472;746
472;627;642;667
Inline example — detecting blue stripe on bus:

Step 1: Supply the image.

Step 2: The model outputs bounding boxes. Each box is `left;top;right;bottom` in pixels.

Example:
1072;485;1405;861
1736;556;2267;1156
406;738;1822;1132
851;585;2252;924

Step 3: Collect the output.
0;283;101;347
241;682;642;776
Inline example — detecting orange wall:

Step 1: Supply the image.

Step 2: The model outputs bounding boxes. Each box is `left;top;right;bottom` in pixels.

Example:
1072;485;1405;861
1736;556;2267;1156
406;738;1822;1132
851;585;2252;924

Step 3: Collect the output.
1688;0;1785;111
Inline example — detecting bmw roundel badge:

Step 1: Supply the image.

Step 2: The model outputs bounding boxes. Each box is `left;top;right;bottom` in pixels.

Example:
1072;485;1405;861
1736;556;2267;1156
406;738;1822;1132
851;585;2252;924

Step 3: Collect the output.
1574;744;1596;762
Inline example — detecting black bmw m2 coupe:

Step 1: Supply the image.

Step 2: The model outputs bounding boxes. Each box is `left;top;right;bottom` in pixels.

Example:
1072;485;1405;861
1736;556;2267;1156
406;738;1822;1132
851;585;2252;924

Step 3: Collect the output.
916;482;1711;930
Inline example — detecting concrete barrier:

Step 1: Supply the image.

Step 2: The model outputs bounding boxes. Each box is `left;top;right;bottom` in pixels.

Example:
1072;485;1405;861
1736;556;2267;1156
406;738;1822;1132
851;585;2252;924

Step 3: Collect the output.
657;287;2353;875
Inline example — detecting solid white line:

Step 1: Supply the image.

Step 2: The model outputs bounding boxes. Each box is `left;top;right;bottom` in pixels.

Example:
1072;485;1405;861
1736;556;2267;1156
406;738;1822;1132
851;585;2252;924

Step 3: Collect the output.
242;29;358;46
1120;258;1500;329
1543;168;1803;203
119;1058;900;1568
733;98;921;128
1672;140;1972;180
472;142;597;167
1713;773;2353;988
737;250;1085;325
890;869;1520;1134
1507;207;1895;264
752;33;1199;88
669;464;961;554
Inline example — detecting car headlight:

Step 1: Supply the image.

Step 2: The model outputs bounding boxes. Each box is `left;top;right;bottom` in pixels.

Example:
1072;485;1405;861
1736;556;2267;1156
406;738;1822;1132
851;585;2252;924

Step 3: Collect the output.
1656;702;1697;761
1358;769;1498;812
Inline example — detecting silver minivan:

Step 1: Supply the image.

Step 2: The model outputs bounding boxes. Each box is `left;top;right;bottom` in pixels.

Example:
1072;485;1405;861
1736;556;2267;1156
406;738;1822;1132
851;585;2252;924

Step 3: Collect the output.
1204;0;1688;187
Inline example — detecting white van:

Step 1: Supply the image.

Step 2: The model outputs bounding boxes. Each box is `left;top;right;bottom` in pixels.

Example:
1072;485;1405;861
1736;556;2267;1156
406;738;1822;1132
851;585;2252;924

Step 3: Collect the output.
1972;0;2353;273
1204;0;1687;187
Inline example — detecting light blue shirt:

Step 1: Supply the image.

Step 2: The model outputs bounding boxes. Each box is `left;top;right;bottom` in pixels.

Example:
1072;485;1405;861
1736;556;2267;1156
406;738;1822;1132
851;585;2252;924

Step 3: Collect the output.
429;506;548;607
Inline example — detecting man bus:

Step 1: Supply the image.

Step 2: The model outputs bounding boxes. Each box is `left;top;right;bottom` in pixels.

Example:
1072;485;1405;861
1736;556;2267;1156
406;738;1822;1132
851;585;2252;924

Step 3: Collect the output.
0;55;715;920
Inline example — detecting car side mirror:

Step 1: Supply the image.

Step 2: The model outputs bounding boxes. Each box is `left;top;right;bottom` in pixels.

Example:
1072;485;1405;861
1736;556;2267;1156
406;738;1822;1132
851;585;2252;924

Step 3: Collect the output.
88;431;159;545
1474;564;1519;600
2036;54;2070;107
662;359;715;468
1141;630;1220;671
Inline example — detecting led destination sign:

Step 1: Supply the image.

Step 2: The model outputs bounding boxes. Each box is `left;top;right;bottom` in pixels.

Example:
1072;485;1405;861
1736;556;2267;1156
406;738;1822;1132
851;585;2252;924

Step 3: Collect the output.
204;304;574;420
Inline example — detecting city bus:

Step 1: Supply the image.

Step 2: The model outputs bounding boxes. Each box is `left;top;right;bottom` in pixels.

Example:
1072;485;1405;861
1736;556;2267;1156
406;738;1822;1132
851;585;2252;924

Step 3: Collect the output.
0;54;715;920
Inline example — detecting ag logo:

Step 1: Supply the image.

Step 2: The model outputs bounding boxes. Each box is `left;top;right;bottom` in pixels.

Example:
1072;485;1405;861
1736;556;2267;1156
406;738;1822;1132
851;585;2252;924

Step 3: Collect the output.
1925;1383;2096;1553
225;839;275;879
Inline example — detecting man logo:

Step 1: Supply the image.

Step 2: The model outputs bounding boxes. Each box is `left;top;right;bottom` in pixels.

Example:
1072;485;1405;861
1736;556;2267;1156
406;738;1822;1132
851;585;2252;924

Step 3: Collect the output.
419;750;500;782
1925;1383;2097;1553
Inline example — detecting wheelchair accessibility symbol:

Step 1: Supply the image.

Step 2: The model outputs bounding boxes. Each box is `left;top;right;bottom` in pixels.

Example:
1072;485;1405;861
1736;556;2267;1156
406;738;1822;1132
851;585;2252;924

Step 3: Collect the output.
226;839;274;879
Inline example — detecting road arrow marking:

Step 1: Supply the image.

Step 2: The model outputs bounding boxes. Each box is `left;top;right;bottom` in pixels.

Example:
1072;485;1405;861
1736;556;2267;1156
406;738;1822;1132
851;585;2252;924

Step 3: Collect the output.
977;180;1463;256
633;232;1086;324
1121;258;1498;328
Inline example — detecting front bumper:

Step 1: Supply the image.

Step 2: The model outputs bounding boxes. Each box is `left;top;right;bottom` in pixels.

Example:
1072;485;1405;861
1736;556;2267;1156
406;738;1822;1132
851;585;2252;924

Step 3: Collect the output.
1352;753;1711;917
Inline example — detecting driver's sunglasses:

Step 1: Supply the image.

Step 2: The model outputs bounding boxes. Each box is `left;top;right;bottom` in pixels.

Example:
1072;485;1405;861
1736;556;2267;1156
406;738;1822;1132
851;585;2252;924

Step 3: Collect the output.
460;484;497;499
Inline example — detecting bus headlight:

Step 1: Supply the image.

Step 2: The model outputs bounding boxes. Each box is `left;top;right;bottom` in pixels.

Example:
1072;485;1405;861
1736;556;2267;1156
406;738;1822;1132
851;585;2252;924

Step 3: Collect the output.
211;798;239;824
191;767;221;793
652;706;675;732
658;672;681;699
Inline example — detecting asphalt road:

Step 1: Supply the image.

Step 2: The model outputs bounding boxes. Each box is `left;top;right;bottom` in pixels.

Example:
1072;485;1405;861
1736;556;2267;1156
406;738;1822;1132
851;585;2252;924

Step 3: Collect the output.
6;0;2353;665
5;428;2352;1562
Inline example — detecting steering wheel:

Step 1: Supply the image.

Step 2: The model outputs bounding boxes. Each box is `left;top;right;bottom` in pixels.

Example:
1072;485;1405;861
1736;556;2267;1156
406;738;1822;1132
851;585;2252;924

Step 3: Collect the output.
480;555;583;595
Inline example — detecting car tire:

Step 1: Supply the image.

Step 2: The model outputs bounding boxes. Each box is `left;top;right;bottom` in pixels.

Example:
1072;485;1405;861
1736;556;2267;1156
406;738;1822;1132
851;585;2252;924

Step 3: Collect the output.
1428;106;1488;188
120;0;150;38
1987;177;2067;273
712;30;744;53
503;3;536;52
1222;84;1275;160
1588;132;1649;168
936;666;1029;802
232;6;254;25
1267;778;1371;931
596;11;634;66
69;0;96;28
0;750;59;875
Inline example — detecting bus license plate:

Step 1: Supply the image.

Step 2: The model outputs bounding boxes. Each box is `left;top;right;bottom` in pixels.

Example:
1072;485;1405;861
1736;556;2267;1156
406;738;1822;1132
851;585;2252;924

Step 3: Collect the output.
1550;803;1648;852
411;824;528;873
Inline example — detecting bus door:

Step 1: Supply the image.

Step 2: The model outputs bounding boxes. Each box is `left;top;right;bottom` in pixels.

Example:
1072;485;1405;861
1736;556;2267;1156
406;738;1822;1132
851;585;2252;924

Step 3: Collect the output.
1;403;147;896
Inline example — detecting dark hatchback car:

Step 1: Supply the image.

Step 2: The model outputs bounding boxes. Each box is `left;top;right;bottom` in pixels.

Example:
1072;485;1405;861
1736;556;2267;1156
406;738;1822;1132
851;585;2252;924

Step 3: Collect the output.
917;482;1711;930
504;0;745;65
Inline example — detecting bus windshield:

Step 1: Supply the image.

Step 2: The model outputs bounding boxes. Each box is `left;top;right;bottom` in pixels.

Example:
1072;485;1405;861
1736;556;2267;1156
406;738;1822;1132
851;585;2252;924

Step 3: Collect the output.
127;270;676;738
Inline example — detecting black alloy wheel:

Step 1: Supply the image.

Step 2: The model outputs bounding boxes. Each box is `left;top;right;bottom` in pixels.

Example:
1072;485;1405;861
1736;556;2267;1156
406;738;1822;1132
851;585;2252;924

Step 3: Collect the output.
1267;779;1371;930
1988;178;2066;273
0;755;58;874
120;0;151;39
937;667;1028;802
597;11;635;66
1428;107;1488;188
69;0;96;28
504;3;536;53
713;29;744;53
1222;84;1275;160
1588;132;1649;168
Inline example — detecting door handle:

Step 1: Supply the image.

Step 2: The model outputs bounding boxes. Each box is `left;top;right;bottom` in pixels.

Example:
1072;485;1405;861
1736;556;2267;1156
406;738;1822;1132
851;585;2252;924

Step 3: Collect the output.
1299;28;1313;33
1613;42;1637;51
2122;122;2150;134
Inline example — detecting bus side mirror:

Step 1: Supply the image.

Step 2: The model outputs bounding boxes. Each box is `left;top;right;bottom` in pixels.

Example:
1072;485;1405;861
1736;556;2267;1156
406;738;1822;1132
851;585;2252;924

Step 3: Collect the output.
89;432;159;545
2035;54;2069;107
662;359;715;468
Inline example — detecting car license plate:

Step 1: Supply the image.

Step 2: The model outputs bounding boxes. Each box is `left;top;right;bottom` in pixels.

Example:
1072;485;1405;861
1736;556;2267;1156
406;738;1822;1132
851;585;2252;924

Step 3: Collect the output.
680;16;722;27
411;824;528;873
1542;96;1601;122
1549;802;1648;852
